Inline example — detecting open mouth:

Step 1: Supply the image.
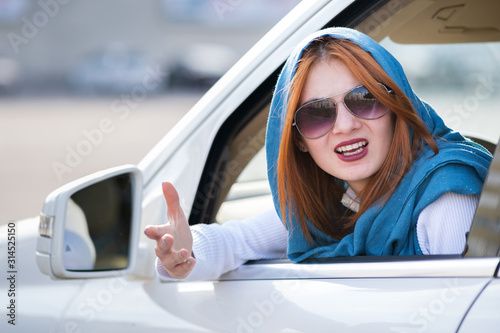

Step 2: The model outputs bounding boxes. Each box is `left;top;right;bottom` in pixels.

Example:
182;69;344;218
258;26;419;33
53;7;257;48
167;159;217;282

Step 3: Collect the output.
335;140;368;156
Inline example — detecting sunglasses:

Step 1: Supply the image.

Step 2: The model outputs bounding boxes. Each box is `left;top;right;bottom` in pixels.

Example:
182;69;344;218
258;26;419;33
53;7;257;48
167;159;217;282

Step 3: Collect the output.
293;83;393;139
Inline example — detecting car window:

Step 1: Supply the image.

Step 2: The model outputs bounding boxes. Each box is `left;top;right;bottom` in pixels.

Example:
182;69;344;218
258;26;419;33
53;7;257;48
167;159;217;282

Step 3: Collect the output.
216;39;500;223
380;39;500;145
216;147;272;222
193;0;500;262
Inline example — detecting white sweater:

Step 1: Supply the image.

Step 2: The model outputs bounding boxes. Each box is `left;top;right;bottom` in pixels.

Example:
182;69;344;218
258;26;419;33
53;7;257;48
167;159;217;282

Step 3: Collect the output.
156;192;477;281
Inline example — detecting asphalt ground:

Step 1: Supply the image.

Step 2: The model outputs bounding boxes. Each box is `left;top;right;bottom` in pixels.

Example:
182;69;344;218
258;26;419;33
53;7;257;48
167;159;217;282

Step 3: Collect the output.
1;93;202;225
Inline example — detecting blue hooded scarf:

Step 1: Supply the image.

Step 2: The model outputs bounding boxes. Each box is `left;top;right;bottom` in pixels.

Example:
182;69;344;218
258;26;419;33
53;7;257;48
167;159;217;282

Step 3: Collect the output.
265;27;492;262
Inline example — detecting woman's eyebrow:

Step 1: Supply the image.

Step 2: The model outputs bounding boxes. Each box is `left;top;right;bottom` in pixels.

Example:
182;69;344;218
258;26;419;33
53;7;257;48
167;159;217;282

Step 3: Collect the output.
299;84;362;106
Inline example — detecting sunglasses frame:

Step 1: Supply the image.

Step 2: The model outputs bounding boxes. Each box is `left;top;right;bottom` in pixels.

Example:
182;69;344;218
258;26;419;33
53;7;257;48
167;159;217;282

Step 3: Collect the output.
293;83;393;139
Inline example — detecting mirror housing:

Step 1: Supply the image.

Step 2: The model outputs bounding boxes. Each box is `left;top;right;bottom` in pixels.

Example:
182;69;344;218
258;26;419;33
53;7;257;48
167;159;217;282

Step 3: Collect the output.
36;165;142;279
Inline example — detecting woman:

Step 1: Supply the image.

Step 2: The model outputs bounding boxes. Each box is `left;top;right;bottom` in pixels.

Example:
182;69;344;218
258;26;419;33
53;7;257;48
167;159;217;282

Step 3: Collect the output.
145;28;492;280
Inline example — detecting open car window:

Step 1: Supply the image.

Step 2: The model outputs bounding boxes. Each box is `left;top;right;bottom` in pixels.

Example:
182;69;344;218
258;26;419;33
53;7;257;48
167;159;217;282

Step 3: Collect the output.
216;147;272;223
381;39;500;147
189;0;500;262
217;38;500;223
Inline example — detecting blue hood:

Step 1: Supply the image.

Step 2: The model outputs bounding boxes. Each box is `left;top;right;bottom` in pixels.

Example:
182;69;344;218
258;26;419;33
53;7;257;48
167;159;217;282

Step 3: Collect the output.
265;27;492;261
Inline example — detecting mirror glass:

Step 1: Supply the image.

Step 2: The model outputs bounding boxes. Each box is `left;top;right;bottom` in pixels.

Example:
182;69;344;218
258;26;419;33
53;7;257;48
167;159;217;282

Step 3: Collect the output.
63;173;133;271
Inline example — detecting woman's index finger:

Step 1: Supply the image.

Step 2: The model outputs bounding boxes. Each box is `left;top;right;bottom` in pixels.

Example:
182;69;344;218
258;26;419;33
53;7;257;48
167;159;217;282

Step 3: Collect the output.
162;181;181;223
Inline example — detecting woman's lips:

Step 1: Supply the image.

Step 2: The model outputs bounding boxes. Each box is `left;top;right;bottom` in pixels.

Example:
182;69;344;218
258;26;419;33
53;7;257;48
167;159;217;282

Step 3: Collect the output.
335;138;369;162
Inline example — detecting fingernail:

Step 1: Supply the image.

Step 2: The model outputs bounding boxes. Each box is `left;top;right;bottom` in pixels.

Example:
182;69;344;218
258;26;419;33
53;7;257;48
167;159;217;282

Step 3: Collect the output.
187;260;191;265
179;252;184;259
162;237;166;245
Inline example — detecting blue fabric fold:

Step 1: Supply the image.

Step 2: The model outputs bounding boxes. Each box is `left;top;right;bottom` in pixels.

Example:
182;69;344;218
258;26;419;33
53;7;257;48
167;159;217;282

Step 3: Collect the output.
265;27;492;261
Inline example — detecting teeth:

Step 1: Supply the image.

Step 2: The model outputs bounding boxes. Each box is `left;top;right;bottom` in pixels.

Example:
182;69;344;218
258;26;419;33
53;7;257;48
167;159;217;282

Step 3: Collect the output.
336;141;367;154
343;147;364;156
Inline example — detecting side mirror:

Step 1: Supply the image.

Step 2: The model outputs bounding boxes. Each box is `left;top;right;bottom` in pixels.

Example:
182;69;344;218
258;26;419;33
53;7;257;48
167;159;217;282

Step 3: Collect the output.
36;165;142;279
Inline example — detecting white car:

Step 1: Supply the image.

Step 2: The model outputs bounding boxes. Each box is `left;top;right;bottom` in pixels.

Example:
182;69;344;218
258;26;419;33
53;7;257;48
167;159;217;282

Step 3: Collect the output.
3;0;500;332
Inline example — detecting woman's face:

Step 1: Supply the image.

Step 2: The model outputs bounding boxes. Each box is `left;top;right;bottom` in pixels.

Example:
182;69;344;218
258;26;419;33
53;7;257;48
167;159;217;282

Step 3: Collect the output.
299;59;394;194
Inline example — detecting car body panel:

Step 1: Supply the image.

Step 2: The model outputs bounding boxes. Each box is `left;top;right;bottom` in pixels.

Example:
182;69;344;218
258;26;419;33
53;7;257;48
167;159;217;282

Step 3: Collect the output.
458;279;500;332
54;275;491;332
1;218;85;331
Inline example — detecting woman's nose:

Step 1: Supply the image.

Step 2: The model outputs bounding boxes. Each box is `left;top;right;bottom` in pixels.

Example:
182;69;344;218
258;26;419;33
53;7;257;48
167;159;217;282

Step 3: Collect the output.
331;101;361;134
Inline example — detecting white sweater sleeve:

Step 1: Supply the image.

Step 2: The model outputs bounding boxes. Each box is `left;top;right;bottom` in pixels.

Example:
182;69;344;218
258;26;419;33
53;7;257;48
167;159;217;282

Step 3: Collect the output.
156;192;476;280
156;208;288;281
416;192;478;255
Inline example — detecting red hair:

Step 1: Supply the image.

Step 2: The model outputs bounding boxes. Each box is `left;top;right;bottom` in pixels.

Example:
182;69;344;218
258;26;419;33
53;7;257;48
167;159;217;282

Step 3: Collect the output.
277;37;438;243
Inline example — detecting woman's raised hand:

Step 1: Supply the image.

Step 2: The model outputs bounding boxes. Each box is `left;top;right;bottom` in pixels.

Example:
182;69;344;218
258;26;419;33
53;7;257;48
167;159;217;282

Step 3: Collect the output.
144;182;195;279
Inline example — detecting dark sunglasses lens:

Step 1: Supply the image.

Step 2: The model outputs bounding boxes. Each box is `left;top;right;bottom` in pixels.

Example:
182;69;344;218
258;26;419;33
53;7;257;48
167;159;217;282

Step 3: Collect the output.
296;100;336;138
345;86;387;119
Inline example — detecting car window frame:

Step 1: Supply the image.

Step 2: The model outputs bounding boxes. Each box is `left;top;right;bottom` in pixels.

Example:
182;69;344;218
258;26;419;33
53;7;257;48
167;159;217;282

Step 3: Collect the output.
186;0;500;274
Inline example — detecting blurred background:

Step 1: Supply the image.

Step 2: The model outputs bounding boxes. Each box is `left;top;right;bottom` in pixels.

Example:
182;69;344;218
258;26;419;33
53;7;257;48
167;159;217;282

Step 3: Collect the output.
0;0;301;224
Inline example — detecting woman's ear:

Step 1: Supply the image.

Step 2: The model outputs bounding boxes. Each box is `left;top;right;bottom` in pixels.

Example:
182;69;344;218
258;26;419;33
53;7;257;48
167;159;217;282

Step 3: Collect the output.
292;132;309;153
293;132;308;152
